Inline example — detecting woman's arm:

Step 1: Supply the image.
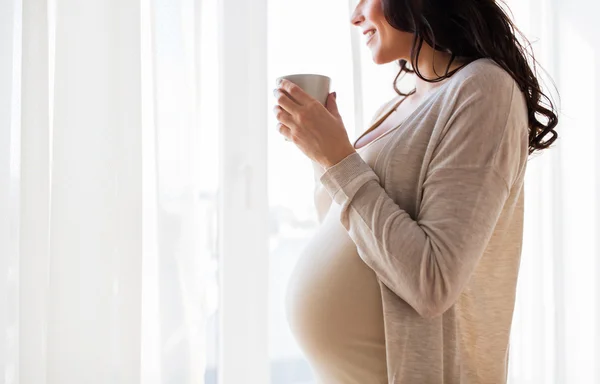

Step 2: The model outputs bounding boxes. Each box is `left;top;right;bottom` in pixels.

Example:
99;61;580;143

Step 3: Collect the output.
318;75;527;318
311;96;399;224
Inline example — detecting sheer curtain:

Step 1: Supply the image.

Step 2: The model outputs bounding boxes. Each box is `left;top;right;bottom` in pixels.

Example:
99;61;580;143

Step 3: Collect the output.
0;0;220;383
506;0;600;382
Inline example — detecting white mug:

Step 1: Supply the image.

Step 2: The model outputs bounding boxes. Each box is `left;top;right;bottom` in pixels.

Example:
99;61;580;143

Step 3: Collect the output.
275;74;331;105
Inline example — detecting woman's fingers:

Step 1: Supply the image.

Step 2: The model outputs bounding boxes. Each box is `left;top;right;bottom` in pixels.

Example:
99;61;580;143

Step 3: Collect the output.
277;79;312;106
274;87;299;114
276;123;292;141
273;105;295;130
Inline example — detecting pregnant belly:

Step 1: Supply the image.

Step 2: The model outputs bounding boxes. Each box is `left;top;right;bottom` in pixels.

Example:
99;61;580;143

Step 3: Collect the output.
284;208;387;383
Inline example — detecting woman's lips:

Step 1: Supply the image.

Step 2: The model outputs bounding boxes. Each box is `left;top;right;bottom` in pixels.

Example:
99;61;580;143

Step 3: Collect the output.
366;30;376;45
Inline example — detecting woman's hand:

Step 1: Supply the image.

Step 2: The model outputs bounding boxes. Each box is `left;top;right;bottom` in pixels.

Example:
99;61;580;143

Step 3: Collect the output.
272;79;356;169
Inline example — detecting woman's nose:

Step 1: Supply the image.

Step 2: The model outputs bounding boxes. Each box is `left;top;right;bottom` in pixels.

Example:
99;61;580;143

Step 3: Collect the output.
350;8;364;26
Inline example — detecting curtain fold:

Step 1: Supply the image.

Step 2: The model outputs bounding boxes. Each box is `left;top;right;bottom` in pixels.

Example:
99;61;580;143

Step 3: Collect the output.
19;0;50;382
1;0;22;382
6;0;147;382
3;0;218;381
46;0;143;382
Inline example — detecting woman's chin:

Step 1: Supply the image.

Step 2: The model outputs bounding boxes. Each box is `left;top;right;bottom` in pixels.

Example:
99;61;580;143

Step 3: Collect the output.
369;46;381;63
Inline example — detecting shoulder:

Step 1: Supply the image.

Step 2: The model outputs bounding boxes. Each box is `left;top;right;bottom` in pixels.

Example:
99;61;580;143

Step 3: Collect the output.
435;58;529;184
453;58;515;87
445;58;519;106
438;58;528;131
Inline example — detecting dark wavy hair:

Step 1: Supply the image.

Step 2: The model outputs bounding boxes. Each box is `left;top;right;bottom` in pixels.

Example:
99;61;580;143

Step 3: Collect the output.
383;0;558;155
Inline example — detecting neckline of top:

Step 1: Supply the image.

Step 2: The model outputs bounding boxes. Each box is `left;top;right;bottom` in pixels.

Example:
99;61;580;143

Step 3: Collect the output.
354;57;489;152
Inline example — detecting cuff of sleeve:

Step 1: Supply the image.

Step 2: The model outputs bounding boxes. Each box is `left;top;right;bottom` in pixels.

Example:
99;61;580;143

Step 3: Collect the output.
319;151;380;204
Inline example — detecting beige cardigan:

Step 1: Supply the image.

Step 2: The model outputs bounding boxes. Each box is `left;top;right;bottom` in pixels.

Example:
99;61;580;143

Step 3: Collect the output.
312;58;529;383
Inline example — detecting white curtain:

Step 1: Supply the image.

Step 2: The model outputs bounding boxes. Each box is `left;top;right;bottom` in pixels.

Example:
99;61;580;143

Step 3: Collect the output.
0;0;219;383
505;0;600;382
1;0;598;383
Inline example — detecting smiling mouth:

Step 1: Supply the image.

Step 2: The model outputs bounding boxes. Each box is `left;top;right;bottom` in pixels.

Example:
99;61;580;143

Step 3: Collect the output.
366;30;376;44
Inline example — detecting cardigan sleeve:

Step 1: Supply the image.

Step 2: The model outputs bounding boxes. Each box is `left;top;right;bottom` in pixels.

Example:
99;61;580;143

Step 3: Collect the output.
318;74;526;318
311;160;331;224
311;95;398;224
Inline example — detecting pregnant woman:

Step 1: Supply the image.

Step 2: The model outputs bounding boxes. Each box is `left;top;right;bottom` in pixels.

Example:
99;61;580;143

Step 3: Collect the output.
272;0;559;383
